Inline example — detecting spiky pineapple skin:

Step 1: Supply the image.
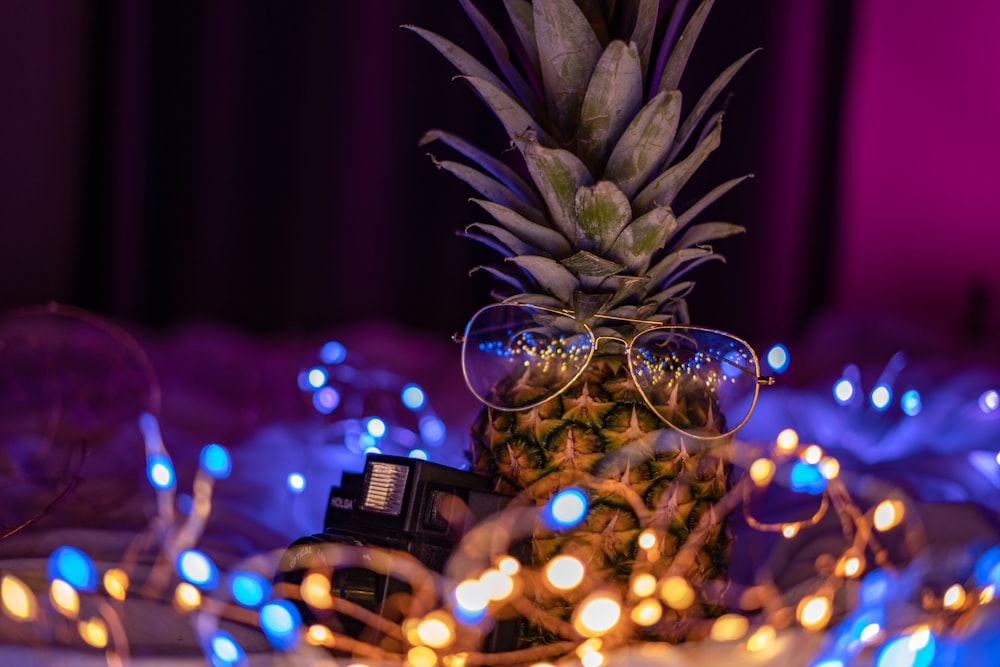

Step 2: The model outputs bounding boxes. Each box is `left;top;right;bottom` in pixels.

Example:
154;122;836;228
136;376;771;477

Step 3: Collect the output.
469;353;733;642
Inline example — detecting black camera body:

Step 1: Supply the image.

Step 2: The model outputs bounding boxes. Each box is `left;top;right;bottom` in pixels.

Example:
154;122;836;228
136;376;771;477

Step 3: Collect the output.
276;454;521;652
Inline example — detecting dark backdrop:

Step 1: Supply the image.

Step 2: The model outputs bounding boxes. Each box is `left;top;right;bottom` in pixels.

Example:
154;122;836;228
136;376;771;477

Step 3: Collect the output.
0;1;851;346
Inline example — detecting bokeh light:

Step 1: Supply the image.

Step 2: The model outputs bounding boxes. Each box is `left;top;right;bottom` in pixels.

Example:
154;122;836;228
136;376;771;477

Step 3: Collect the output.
573;593;622;637
542;487;588;530
209;629;247;667
200;443;232;479
229;571;270;608
320;341;347;364
980;389;999;414
48;546;97;592
402;384;427;410
260;600;301;651
1;575;37;622
901;389;922;416
834;378;856;405
545;555;585;591
147;452;176;490
177;550;220;590
870;383;892;411
287;472;306;493
766;344;790;373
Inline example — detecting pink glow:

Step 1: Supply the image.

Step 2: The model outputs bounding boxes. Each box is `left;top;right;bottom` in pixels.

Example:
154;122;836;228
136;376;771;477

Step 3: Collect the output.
835;0;1000;335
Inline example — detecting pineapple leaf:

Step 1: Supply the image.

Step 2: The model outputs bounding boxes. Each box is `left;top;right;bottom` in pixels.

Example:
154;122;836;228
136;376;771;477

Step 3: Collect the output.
463;222;539;256
471;264;529;292
607;205;678;274
519;139;594;241
656;252;725;292
572;291;614;323
656;0;715;94
669;48;760;162
577;40;644;175
431;157;543;223
457;0;543;117
629;0;660;78
421;129;543;210
560;250;624;278
669;221;745;252
604;90;682;199
574;180;632;254
677;174;751;228
644;246;714;291
403;25;519;107
534;0;603;140
645;280;696;308
507;255;580;302
633;116;721;214
503;0;542;90
607;275;652;310
459;75;554;146
471;198;572;256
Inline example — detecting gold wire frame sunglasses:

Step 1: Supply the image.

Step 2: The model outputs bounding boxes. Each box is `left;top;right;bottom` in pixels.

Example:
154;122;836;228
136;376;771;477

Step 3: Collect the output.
455;302;774;440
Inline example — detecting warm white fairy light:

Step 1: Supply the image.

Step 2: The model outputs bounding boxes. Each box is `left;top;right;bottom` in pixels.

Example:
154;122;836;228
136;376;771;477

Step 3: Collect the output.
797;595;832;630
408;645;438;667
573;594;622;637
103;568;129;601
782;524;799;539
873;500;904;531
660;576;695;610
637;530;657;550
803;445;823;465
301;572;333;609
749;458;775;486
943;584;966;610
746;624;776;652
820;456;840;480
630;598;663;626
79;617;109;649
710;613;749;641
306;624;334;647
496;556;520;575
50;579;80;618
480;568;514;602
174;583;201;612
776;428;799;454
1;575;37;622
545;555;585;591
631;573;657;598
416;612;455;649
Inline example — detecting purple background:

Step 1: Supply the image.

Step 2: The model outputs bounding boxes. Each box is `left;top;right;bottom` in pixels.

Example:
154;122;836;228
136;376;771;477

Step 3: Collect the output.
1;1;997;353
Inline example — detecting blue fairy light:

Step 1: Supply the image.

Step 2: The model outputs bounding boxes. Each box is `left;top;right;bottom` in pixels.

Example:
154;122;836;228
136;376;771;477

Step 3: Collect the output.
766;343;790;373
47;546;97;592
229;571;270;608
900;389;922;416
408;448;429;461
177;550;220;590
147;452;175;490
980;389;999;414
974;544;1000;588
401;383;427;410
366;417;387;438
208;630;246;667
870;383;892;411
363;445;382;456
542;487;588;530
789;461;827;495
260;600;301;651
811;660;845;667
200;443;232;479
286;473;306;493
859;568;895;608
834;378;856;405
876;629;936;667
320;341;347;365
419;416;446;444
306;367;328;389
312;387;340;414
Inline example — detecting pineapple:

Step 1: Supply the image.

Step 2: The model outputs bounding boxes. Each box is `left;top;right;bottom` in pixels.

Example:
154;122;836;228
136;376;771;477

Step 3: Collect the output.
408;0;756;644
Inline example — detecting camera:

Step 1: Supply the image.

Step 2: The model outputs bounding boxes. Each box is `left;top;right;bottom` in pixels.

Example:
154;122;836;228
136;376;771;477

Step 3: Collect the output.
275;454;521;653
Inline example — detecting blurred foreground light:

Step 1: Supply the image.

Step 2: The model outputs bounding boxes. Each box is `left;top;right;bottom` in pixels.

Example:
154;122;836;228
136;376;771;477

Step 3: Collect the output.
200;443;232;479
416;612;455;649
312;387;340;414
749;458;775;486
366;417;387;438
174;582;202;611
542;487;588;530
78;617;108;648
209;629;247;667
545;555;585;591
870;383;892;411
407;646;437;667
454;579;489;617
103;568;129;601
876;628;935;667
301;572;333;609
419;416;446;444
147;452;176;490
980;390;1000;414
631;573;657;598
797;594;832;630
497;556;520;575
306;367;328;389
178;550;220;590
766;344;789;373
1;575;37;621
480;569;514;602
776;428;799;453
660;576;695;610
974;544;1000;588
409;448;430;460
901;389;922;416
260;600;301;651
320;341;347;365
834;378;856;405
287;472;306;493
573;593;622;637
637;530;656;550
48;546;97;592
943;584;966;610
746;624;776;652
630;598;662;626
50;579;80;618
873;500;904;532
789;461;827;495
230;571;269;608
402;384;427;410
710;613;749;642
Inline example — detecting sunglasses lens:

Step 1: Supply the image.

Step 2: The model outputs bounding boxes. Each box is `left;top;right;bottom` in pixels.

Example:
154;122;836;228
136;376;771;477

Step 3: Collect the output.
630;328;760;437
462;305;593;410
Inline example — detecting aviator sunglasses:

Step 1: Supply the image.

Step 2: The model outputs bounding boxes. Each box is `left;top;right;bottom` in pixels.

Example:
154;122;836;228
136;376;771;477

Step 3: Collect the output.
456;302;774;440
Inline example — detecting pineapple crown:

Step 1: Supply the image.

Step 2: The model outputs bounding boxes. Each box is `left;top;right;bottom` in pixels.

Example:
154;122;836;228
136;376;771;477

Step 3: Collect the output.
406;0;757;326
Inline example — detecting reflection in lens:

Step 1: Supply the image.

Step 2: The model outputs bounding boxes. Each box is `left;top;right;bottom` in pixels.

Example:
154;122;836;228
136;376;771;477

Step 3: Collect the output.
630;328;759;438
462;305;593;409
